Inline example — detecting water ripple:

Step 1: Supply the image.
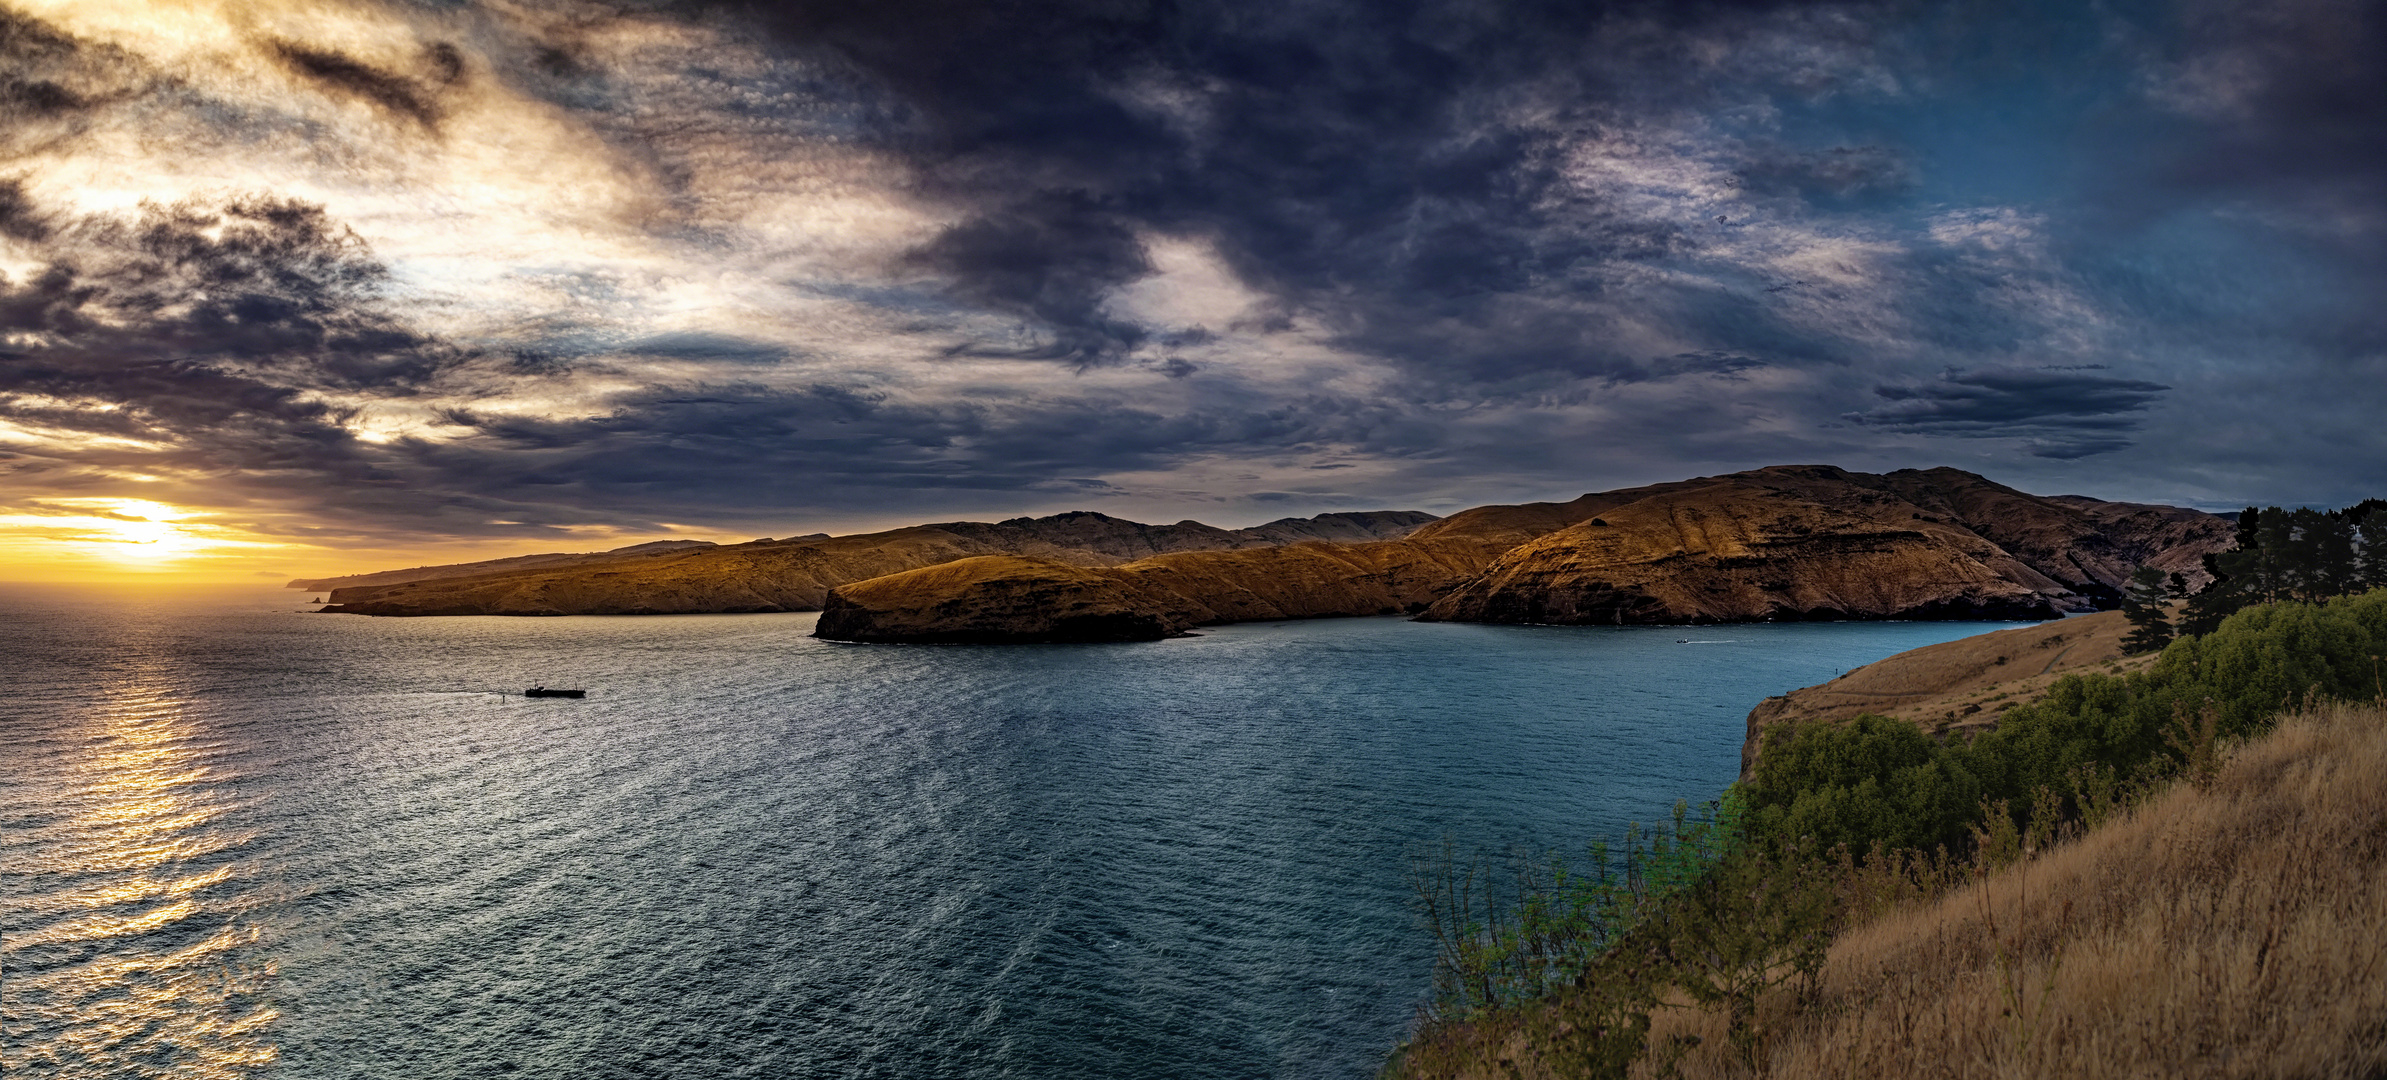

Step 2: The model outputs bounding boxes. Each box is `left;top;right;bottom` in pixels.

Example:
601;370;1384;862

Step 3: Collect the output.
1;584;2021;1078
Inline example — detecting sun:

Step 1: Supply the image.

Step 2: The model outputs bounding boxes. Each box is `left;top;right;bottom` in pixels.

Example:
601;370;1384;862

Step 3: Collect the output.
96;499;204;559
0;495;315;581
0;497;258;575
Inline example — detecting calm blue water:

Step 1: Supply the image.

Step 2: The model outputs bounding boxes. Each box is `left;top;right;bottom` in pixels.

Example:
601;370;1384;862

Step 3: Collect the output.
0;583;2022;1079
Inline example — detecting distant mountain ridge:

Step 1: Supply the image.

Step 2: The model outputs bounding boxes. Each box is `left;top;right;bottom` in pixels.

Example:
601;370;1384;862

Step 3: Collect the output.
307;467;2236;637
1414;465;2226;625
289;539;721;591
308;510;1439;617
913;509;1443;561
810;465;2239;643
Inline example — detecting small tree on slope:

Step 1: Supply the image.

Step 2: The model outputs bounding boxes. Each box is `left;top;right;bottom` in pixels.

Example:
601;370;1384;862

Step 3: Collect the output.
2121;565;2175;655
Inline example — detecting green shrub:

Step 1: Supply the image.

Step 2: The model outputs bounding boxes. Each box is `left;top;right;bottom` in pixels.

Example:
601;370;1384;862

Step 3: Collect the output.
1393;590;2387;1078
1747;715;1983;854
1745;589;2387;857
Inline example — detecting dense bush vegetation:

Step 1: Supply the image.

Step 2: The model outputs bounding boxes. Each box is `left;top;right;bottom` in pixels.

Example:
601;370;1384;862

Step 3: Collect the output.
1743;588;2387;858
2180;501;2387;635
1397;587;2387;1078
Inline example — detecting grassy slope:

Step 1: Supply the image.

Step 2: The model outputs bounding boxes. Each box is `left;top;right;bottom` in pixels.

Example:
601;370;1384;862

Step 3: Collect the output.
1398;700;2387;1079
1645;700;2387;1079
1738;609;2158;775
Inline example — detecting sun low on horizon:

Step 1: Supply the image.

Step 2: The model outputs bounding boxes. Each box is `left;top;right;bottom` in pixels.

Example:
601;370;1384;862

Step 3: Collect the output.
1;0;2381;580
0;495;743;584
0;497;274;580
6;3;2386;1077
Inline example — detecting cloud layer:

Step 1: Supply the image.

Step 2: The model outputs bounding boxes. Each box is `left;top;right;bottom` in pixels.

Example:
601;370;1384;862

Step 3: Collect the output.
1;0;2381;559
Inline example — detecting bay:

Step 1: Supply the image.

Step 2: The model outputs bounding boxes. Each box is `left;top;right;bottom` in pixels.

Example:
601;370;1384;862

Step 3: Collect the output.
0;583;2022;1078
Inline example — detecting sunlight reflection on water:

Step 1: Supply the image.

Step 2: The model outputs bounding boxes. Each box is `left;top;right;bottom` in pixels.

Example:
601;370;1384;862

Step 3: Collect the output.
4;671;278;1077
0;584;2023;1079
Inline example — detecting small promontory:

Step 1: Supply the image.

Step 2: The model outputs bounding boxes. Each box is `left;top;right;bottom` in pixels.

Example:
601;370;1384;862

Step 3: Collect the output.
814;556;1204;644
1738;608;2152;776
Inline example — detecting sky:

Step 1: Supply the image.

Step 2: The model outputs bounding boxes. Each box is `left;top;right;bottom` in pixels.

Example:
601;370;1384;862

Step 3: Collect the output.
1;0;2382;580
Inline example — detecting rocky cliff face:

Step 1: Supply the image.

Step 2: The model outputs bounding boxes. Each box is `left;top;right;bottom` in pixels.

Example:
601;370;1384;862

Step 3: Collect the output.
1417;467;2088;625
814;556;1202;644
1113;537;1502;622
1415;466;2234;626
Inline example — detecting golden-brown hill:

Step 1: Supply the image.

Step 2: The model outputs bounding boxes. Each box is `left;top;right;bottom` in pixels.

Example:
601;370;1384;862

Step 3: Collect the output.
313;510;1437;616
1413;465;2230;625
814;537;1506;643
815;466;2232;642
308;465;2230;633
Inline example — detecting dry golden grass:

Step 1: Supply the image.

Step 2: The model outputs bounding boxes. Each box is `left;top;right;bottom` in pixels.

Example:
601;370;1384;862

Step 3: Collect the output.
1645;700;2387;1080
1399;701;2387;1080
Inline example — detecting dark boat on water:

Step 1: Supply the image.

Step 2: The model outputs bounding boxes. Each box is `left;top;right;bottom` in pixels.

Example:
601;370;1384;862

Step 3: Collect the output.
525;686;586;699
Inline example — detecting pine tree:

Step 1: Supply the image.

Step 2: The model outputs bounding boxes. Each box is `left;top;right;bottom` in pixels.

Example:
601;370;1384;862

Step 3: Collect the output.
2310;507;2360;598
2120;565;2174;655
2182;507;2260;637
2353;500;2387;591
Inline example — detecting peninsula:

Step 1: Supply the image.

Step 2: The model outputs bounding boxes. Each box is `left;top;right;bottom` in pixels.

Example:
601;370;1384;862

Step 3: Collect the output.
304;465;2231;644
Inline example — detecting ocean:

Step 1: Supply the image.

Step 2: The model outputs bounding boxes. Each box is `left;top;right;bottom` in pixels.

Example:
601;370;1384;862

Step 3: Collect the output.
0;583;2022;1079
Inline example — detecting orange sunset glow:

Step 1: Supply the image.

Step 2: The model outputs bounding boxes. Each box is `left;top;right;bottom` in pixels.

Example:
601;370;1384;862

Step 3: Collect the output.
0;496;730;583
0;0;2378;585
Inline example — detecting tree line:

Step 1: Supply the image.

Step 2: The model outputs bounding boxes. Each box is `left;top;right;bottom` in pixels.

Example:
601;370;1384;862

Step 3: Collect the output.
2122;498;2387;653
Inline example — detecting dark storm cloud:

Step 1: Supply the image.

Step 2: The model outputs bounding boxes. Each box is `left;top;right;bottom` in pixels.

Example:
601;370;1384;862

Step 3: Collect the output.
9;0;2384;549
0;186;451;500
1849;367;2171;458
387;376;1426;529
0;9;90;111
0;184;1406;537
1613;351;1767;385
619;332;790;364
689;0;1839;379
902;191;1153;364
0;177;49;241
265;39;465;131
0;8;147;153
2135;0;2387;211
